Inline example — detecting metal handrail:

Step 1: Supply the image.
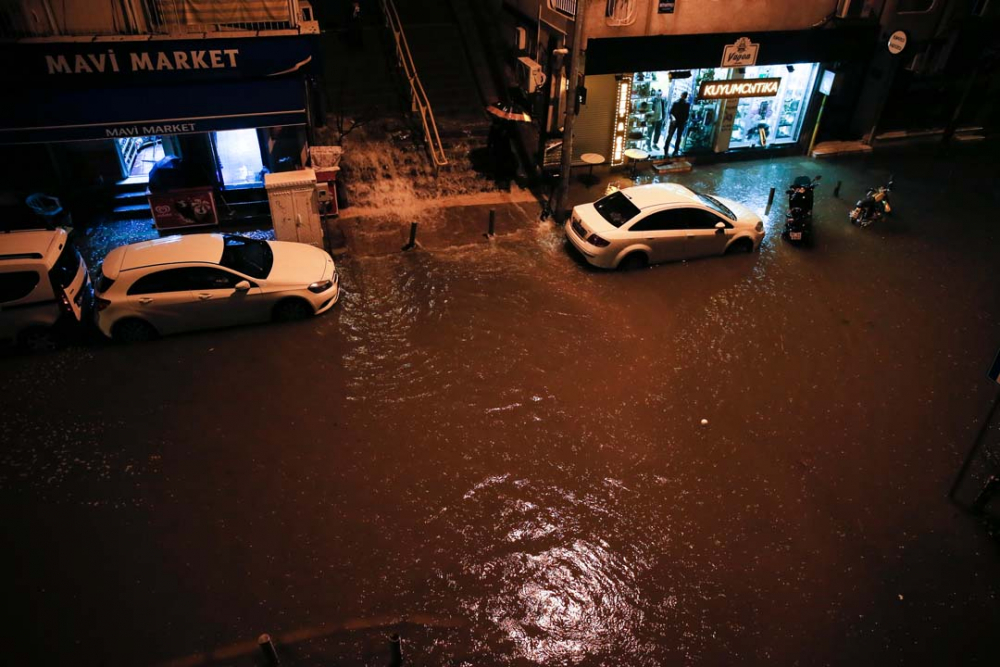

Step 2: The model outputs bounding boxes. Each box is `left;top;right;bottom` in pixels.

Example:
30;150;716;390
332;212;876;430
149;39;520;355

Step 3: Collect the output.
379;0;448;169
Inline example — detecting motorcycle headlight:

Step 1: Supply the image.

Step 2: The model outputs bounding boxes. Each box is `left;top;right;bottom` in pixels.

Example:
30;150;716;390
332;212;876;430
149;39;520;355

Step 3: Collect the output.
308;280;334;294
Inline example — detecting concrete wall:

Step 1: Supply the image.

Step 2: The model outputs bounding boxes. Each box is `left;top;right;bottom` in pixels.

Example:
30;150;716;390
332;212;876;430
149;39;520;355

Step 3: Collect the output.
505;0;839;44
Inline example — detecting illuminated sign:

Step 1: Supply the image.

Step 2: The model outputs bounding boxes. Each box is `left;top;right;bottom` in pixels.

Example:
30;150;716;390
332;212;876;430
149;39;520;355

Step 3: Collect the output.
721;37;759;67
698;78;782;100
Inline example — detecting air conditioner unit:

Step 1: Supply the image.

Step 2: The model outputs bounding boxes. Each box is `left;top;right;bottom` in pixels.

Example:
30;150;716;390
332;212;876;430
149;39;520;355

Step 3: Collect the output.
516;56;546;93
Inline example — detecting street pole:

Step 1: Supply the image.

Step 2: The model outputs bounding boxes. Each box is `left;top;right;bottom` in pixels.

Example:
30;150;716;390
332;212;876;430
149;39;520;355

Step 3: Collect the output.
553;0;588;221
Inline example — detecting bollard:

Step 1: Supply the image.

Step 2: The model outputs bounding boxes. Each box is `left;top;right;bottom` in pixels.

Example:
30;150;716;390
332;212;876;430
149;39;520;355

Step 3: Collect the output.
402;222;418;251
765;187;776;216
488;208;496;237
258;634;280;666
388;633;403;667
833;180;842;198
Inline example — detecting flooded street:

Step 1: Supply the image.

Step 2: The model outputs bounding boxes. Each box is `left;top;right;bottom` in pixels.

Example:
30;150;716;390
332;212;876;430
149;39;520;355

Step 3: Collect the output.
2;147;999;666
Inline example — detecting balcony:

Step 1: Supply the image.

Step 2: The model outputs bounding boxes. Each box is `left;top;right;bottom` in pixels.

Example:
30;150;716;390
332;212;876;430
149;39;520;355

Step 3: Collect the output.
0;0;317;40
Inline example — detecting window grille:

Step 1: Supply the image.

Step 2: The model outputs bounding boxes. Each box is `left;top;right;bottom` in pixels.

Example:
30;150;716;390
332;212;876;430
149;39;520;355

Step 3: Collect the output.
550;0;577;17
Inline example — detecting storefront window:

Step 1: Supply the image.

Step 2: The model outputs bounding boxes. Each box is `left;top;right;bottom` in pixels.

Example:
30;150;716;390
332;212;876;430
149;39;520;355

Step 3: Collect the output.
728;63;819;150
624;69;725;158
214;129;264;186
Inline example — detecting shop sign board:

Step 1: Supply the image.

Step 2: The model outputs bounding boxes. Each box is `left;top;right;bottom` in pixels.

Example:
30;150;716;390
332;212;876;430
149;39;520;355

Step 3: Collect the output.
0;35;319;86
721;37;759;67
698;77;781;100
887;30;908;55
658;1;676;12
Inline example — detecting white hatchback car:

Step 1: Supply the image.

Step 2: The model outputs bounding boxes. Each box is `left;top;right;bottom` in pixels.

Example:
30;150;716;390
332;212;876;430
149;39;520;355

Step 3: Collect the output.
1;228;91;350
95;234;339;342
565;183;764;270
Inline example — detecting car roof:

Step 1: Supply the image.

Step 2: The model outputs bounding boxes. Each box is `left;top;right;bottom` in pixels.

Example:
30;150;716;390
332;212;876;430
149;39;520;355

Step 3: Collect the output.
118;234;224;273
621;183;701;210
0;229;66;264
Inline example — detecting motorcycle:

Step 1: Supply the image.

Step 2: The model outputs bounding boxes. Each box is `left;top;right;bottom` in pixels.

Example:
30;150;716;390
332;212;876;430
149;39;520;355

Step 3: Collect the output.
783;175;821;244
850;177;893;228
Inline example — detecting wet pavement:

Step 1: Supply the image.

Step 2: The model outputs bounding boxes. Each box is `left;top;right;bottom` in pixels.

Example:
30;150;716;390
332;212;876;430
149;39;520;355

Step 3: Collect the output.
2;143;1000;667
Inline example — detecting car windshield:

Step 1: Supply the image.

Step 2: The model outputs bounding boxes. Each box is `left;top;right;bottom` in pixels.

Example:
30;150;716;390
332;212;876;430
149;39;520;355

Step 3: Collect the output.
594;191;641;228
219;236;273;279
693;191;736;221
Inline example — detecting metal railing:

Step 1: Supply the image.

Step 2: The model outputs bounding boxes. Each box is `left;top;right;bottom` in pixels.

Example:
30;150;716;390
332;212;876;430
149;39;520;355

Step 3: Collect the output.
0;0;310;39
380;0;449;170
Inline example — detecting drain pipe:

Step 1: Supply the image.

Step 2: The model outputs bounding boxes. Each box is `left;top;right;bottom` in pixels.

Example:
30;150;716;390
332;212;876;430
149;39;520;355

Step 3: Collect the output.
552;0;589;221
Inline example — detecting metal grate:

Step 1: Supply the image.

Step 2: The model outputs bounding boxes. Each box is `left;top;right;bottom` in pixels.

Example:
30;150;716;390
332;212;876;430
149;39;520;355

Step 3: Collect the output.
550;0;577;18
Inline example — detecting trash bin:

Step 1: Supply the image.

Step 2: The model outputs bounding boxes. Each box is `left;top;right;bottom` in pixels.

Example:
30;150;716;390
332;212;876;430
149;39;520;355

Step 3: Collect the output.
26;193;71;228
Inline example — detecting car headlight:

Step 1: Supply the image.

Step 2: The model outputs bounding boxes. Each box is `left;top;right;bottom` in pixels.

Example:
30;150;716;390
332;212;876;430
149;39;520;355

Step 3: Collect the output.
308;280;334;294
755;220;764;233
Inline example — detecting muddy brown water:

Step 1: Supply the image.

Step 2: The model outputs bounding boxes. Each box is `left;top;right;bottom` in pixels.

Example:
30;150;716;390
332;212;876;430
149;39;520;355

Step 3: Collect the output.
2;148;999;666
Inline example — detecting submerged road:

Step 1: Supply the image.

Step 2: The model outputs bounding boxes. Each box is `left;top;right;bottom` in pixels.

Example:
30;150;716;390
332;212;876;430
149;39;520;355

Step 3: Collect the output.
2;145;999;666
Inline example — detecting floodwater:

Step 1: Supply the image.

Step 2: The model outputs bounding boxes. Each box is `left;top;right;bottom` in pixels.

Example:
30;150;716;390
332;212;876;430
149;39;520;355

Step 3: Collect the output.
2;147;999;666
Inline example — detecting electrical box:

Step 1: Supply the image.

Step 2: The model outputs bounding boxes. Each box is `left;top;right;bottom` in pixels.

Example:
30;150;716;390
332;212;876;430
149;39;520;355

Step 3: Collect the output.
515;27;527;51
264;168;325;248
516;56;546;94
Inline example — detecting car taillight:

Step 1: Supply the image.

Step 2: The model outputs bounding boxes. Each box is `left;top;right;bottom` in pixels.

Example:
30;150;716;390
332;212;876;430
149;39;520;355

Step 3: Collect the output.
586;234;610;248
95;297;112;312
58;291;72;312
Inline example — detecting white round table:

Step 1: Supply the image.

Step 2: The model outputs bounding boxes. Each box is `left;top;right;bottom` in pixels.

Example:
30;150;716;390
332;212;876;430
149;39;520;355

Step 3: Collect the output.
623;148;649;180
579;153;605;186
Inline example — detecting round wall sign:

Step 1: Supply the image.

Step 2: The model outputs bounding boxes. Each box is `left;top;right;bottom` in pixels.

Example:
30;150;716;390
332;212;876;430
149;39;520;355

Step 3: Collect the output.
888;30;908;55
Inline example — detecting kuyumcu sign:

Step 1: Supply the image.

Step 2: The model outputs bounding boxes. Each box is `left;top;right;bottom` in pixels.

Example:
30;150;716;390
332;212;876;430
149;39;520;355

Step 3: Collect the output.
721;37;759;67
698;78;781;100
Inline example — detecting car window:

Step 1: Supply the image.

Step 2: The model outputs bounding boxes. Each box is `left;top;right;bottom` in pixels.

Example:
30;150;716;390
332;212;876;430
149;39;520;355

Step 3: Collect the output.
127;268;198;295
220;236;273;279
186;267;241;290
629;209;690;232
688;209;730;230
594;191;641;228
49;243;82;290
0;271;40;303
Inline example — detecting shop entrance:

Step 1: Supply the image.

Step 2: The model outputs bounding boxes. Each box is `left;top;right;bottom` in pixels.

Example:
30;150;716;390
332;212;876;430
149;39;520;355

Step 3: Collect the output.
114;135;183;179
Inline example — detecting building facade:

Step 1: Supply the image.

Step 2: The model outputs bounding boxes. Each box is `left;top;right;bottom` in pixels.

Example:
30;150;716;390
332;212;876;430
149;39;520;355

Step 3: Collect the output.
0;0;321;218
500;0;998;169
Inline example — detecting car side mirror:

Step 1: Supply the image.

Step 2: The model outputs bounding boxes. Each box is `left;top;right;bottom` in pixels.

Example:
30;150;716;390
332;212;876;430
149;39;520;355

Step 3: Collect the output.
715;222;726;234
234;280;251;292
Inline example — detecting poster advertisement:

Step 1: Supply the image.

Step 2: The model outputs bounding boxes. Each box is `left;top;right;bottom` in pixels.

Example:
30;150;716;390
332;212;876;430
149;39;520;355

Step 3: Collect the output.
658;1;675;12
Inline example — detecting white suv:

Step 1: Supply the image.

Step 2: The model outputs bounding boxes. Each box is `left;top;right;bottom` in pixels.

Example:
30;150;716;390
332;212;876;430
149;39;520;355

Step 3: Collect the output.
94;234;339;342
0;228;92;351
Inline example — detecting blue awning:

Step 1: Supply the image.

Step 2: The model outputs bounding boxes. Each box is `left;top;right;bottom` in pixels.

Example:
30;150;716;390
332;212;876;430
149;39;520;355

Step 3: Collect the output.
0;76;307;144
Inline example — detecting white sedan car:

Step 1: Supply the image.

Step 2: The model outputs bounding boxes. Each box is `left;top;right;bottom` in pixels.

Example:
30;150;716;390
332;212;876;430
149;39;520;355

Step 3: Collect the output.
565;183;764;270
95;234;339;342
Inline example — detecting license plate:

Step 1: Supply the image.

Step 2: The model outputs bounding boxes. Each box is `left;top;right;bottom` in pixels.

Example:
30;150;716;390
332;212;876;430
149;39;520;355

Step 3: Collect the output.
790;232;802;240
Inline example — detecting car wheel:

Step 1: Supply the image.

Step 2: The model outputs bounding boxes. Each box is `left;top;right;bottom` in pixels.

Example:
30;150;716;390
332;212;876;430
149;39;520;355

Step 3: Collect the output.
20;327;58;353
112;319;157;344
273;298;313;322
726;238;754;254
618;252;648;271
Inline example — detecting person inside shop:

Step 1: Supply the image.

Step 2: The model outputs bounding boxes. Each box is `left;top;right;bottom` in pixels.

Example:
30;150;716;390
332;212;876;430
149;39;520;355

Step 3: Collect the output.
649;89;666;154
665;92;691;155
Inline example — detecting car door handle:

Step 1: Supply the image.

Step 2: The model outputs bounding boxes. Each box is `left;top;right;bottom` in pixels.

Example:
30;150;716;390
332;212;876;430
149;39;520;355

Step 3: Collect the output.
197;293;212;301
138;297;153;304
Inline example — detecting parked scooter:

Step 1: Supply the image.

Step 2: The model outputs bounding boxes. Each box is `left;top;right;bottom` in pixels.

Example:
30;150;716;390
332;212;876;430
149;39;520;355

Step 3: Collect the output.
849;176;893;228
783;175;821;244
